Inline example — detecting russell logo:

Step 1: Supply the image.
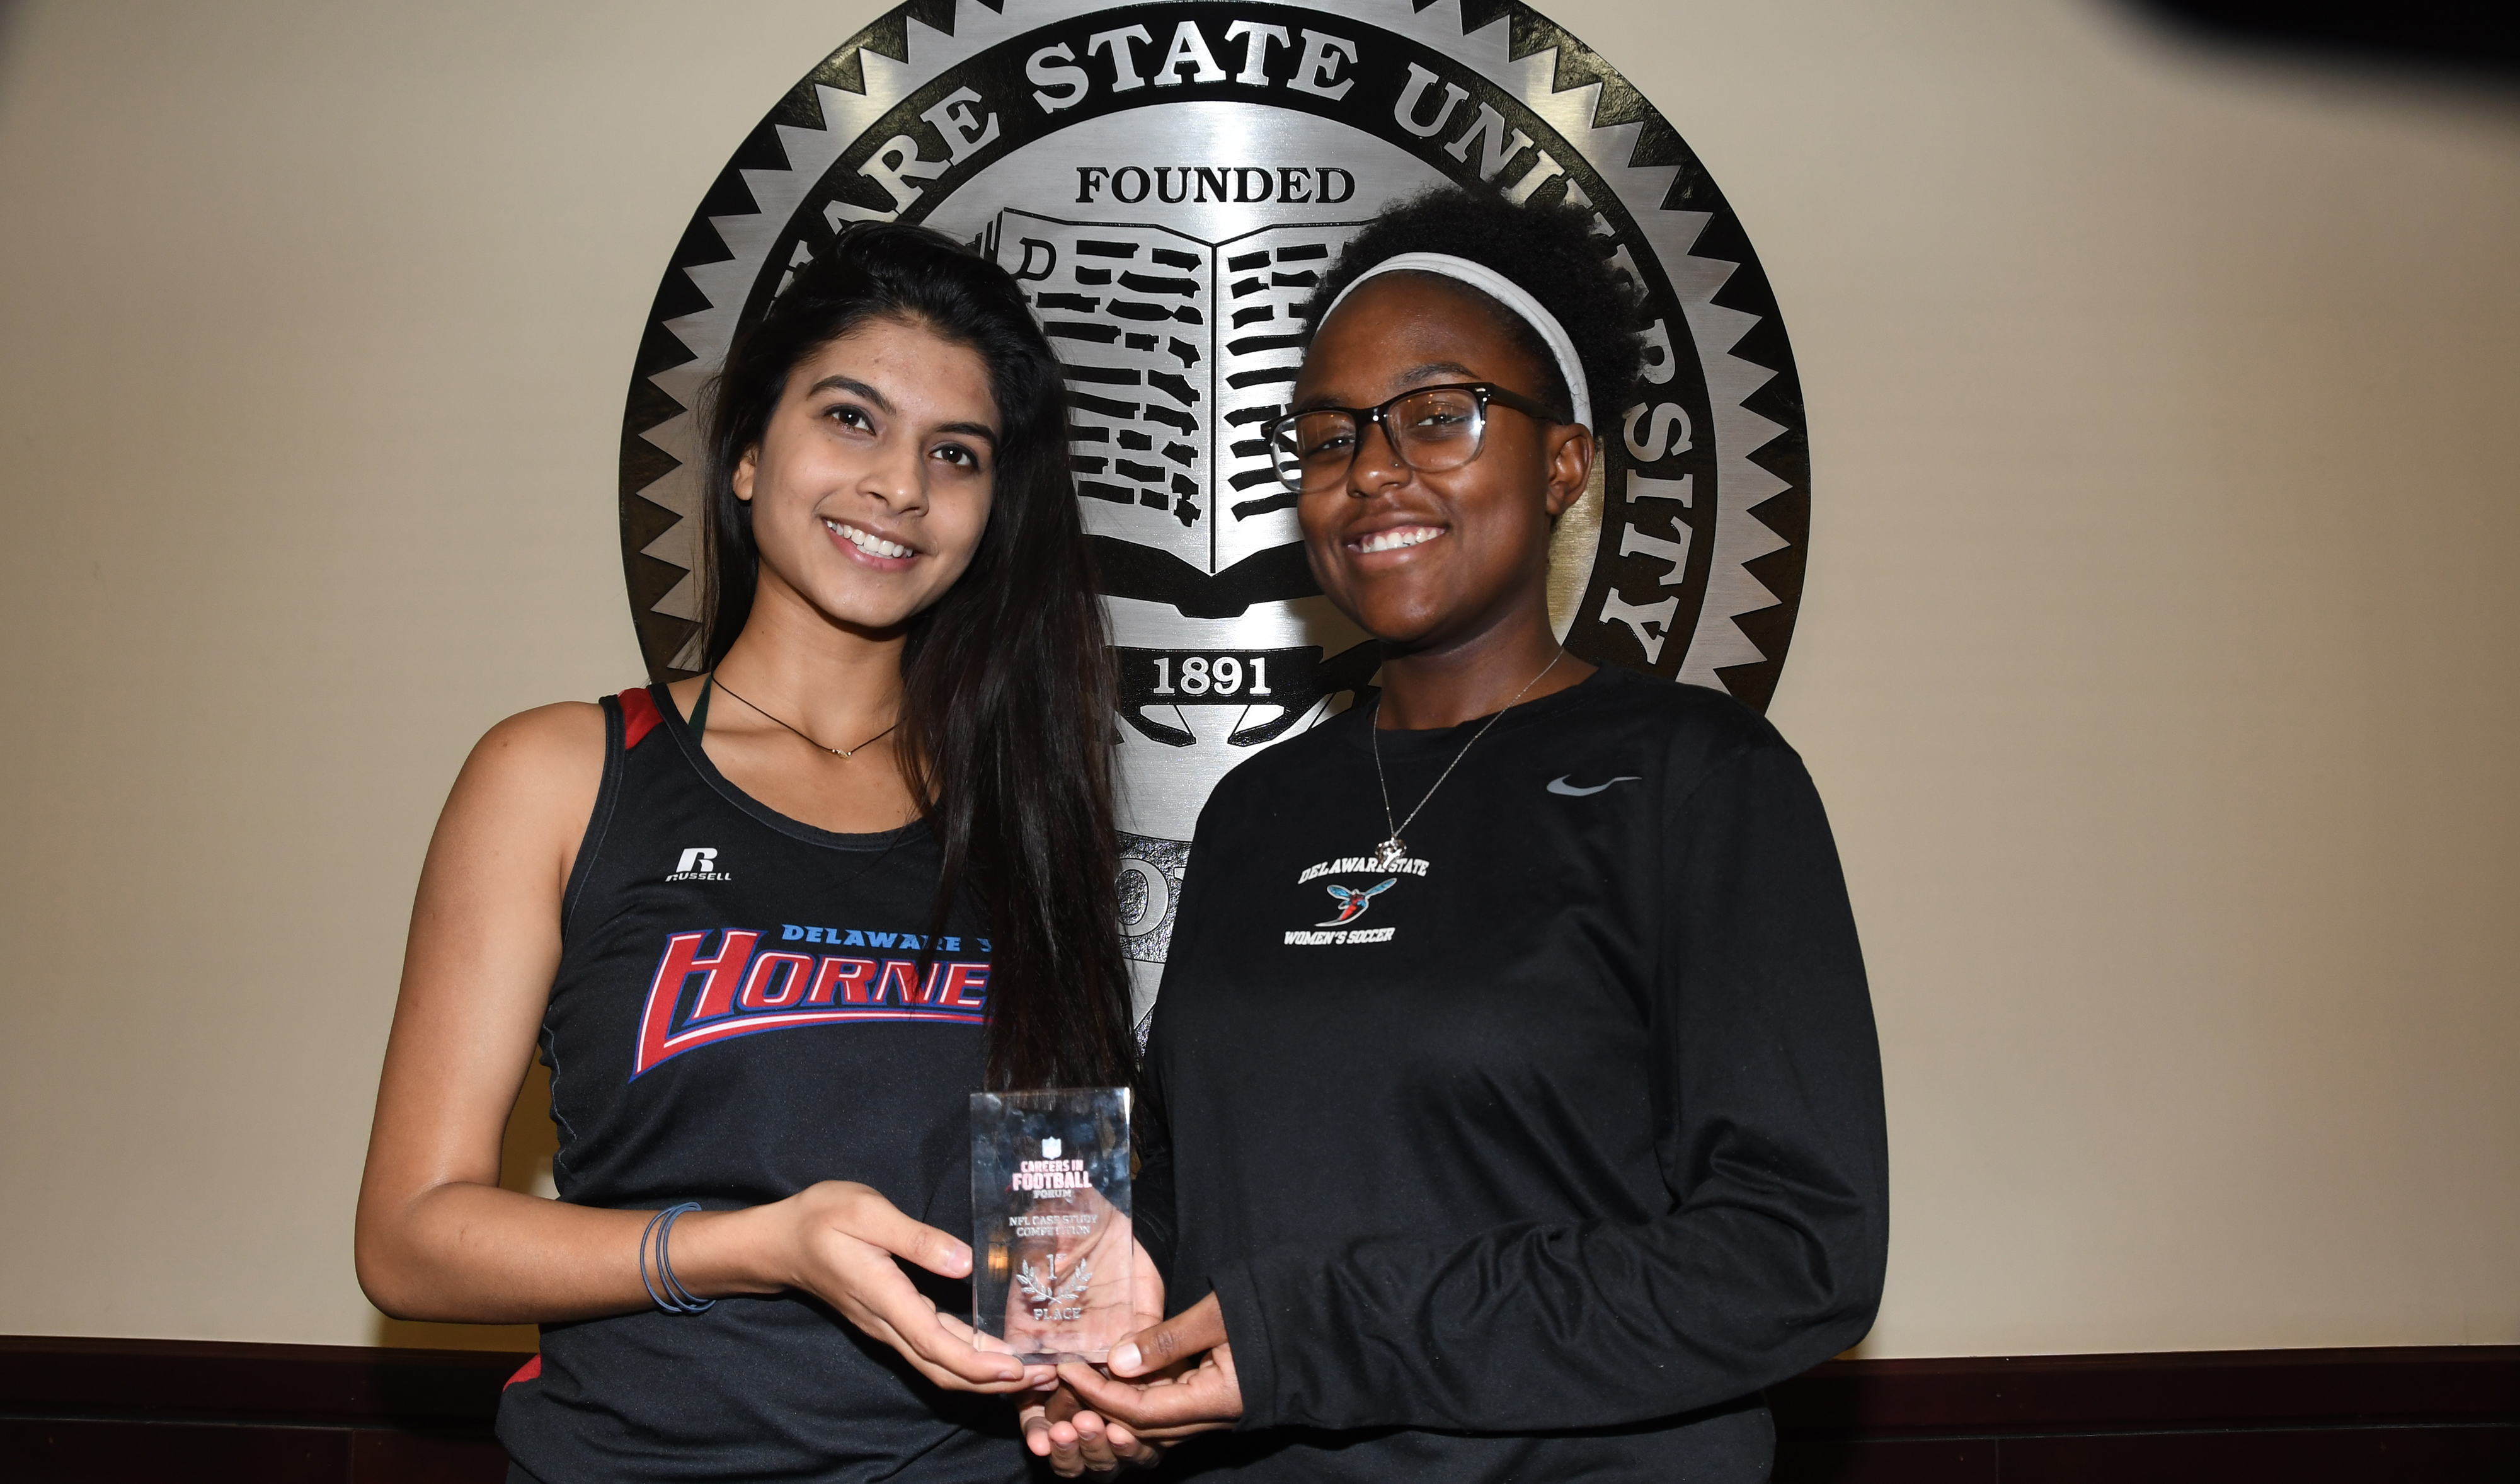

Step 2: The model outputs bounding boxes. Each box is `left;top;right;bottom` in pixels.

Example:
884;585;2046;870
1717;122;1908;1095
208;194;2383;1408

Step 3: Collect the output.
666;847;733;883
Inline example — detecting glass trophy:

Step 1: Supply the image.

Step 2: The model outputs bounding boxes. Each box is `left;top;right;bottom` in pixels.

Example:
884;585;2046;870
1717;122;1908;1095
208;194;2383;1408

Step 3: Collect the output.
970;1087;1136;1363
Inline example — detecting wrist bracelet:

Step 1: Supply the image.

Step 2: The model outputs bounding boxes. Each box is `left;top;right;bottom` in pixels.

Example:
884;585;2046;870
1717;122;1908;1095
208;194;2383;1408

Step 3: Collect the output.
657;1203;714;1312
639;1202;714;1314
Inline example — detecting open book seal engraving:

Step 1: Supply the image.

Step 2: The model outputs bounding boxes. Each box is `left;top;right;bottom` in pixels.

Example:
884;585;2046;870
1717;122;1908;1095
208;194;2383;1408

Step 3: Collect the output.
620;1;1813;1023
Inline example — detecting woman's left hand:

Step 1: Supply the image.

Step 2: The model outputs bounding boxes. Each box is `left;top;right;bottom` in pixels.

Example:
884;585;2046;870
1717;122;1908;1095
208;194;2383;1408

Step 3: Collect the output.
1020;1238;1171;1475
1021;1383;1162;1477
1057;1294;1245;1441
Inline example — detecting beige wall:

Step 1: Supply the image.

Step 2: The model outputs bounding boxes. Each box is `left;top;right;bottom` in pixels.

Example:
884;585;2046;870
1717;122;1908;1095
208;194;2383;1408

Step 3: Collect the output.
1;0;2512;1357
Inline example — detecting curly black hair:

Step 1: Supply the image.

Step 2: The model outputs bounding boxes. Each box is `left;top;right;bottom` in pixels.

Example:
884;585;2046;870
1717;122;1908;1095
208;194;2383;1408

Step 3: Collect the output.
1298;184;1644;428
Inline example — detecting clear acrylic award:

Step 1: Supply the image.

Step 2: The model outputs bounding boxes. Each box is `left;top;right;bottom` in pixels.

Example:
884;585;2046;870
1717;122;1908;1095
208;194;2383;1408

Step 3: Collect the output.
970;1087;1136;1362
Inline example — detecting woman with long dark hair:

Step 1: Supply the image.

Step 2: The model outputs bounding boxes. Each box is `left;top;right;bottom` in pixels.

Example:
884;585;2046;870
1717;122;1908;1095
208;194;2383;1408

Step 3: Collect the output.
355;223;1138;1483
1055;188;1889;1482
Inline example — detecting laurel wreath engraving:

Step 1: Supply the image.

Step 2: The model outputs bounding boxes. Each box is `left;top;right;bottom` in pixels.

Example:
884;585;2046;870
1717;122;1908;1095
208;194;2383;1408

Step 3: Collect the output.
1016;1256;1093;1305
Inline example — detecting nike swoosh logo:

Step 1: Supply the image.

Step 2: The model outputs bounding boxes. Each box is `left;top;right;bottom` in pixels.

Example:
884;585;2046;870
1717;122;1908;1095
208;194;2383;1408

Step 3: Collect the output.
1547;774;1642;797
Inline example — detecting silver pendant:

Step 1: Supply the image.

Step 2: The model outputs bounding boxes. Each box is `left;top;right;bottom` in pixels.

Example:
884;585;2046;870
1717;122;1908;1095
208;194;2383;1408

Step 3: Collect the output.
1370;837;1409;873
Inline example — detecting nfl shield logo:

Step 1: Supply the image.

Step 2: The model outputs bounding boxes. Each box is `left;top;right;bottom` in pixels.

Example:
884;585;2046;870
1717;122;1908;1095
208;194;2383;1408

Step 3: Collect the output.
1041;1137;1063;1159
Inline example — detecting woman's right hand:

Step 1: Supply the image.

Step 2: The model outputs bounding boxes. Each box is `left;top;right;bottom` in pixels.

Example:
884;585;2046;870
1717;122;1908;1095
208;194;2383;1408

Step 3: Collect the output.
353;705;1041;1394
738;1179;1056;1394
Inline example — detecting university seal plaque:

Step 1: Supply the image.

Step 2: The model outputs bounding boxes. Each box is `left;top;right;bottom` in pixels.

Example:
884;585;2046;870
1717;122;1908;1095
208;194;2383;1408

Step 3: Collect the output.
618;0;1811;1024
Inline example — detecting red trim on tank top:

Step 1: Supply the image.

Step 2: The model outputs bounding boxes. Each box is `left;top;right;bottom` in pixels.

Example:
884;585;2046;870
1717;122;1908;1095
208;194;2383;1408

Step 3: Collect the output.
505;1354;542;1388
619;687;664;751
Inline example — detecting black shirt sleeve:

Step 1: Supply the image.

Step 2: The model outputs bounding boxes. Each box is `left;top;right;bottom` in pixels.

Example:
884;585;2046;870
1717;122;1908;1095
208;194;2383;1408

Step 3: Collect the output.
1132;1018;1180;1288
1206;739;1889;1434
1131;821;1222;1294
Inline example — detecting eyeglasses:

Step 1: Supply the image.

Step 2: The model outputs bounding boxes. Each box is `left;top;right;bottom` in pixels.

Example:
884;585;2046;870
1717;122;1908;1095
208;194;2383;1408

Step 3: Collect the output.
1260;383;1559;495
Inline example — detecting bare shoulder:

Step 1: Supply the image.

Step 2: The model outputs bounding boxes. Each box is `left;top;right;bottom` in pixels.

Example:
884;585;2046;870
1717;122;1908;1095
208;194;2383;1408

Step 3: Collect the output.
454;699;605;790
439;701;610;844
470;700;609;771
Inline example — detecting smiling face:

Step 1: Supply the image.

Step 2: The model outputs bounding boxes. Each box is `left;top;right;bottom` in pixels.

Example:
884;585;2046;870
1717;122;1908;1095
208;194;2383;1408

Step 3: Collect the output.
1293;273;1592;656
733;315;1000;635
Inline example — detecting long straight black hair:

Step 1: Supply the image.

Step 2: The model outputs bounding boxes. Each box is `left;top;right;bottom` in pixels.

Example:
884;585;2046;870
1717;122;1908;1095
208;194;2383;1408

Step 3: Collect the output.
697;222;1134;1092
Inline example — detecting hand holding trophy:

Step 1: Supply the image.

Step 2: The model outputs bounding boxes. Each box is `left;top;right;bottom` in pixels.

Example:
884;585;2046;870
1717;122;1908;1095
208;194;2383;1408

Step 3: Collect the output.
1014;1219;1172;1476
969;1089;1139;1363
975;1090;1171;1475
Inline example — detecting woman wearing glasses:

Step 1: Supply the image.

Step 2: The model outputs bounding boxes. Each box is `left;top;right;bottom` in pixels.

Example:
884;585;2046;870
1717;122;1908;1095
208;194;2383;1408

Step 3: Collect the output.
1052;187;1889;1482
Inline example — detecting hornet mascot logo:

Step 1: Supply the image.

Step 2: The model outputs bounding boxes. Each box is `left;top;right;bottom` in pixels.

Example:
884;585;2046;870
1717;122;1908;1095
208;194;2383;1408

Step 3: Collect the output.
1317;877;1396;928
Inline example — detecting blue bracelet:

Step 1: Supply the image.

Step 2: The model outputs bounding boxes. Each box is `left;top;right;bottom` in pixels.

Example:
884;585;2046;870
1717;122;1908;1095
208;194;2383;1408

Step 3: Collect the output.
639;1202;714;1314
656;1203;714;1313
638;1207;673;1311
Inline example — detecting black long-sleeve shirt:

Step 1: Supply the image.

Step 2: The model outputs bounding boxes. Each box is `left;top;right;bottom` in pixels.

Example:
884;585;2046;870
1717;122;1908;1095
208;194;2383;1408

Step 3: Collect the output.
1135;666;1887;1482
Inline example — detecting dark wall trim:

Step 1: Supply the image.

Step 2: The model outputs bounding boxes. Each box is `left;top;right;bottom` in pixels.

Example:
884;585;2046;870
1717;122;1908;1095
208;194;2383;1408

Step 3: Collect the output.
1768;1345;2519;1482
0;1337;518;1430
1772;1343;2520;1434
4;1337;2515;1483
0;1338;525;1484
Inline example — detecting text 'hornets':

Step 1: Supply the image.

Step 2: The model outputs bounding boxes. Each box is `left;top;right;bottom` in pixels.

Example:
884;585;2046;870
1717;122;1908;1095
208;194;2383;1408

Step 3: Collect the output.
631;925;990;1078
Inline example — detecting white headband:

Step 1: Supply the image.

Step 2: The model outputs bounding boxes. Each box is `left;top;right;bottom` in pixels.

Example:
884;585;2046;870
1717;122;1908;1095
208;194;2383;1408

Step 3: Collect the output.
1320;251;1591;430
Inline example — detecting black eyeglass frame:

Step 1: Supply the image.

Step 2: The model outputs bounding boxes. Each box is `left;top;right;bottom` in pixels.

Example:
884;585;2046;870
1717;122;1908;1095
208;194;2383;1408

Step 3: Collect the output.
1259;382;1562;494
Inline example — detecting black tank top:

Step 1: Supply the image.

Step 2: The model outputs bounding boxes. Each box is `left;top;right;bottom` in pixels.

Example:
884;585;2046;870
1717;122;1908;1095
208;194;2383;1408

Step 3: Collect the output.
495;686;1028;1483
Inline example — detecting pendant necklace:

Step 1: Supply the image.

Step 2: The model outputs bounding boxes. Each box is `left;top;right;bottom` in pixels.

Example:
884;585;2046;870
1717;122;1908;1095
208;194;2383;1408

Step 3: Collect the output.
1367;646;1566;871
709;674;898;759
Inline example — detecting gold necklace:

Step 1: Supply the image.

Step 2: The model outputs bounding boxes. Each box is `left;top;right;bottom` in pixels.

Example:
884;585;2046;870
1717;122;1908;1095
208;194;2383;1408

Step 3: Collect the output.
709;675;898;759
